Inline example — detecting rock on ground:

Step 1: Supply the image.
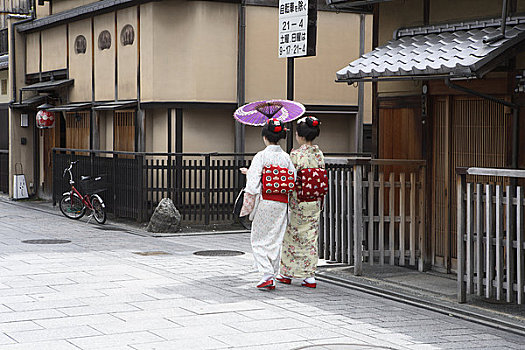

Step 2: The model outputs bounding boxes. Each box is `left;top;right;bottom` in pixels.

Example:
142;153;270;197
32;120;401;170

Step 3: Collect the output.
146;198;181;233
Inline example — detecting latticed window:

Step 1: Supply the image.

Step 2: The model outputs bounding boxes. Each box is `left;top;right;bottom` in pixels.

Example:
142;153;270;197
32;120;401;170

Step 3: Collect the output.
65;111;90;151
114;110;135;153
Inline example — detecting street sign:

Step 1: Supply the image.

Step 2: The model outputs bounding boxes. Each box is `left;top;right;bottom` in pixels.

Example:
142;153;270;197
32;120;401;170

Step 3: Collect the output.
278;0;316;58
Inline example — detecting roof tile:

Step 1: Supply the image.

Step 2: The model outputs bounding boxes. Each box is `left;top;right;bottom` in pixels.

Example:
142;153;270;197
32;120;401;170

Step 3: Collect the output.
336;15;525;82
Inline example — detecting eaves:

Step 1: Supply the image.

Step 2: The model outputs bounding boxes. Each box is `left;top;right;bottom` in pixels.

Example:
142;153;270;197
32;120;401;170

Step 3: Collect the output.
17;0;159;33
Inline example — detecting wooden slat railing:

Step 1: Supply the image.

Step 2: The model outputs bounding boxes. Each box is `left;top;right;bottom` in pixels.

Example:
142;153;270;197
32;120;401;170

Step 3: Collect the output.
457;167;525;304
320;158;428;275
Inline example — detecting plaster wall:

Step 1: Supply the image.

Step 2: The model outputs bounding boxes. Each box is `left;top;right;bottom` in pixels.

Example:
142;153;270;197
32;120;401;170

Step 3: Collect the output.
145;109;168;153
26;32;40;74
377;0;422;97
100;111;112;151
69;19;92;102
140;1;237;103
430;0;506;23
244;114;357;154
182;109;234;153
245;5;286;101
139;3;154;102
295;11;373;108
94;12;116;101
36;3;50;18
9;18;35;197
52;0;99;14
117;7;138;101
41;25;67;72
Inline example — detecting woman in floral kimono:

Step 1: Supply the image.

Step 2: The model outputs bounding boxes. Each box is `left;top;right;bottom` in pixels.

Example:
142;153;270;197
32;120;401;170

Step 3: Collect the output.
240;119;296;290
277;116;323;288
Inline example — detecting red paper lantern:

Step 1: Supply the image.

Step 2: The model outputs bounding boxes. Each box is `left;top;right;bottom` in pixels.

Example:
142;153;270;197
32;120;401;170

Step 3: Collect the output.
36;110;55;129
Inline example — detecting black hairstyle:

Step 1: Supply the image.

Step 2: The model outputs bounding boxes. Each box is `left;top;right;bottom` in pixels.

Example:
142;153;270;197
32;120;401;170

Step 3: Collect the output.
296;116;320;141
261;118;287;144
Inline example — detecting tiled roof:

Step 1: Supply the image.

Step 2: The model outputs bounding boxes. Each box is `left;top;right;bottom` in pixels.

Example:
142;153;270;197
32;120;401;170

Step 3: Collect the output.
16;0;151;33
336;15;525;82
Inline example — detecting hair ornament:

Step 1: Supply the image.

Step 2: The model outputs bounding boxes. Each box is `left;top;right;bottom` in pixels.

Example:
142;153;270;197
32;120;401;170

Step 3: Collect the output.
297;116;320;127
306;116;320;127
268;118;284;133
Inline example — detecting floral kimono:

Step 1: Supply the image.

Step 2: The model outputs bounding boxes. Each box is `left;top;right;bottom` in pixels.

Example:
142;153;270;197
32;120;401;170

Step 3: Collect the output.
245;145;296;276
280;144;324;278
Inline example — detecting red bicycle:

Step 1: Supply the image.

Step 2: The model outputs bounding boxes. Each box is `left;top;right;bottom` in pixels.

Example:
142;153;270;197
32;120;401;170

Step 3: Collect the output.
59;161;107;224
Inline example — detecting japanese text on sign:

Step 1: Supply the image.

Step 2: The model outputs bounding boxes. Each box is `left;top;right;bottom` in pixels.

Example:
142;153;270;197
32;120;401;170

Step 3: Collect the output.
278;0;308;58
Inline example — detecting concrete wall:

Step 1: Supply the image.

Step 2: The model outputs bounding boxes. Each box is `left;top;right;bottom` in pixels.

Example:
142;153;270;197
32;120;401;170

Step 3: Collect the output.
68;19;92;102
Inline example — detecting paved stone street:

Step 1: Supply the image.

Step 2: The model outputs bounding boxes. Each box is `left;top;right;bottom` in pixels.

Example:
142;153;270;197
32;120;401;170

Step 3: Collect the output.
0;199;524;350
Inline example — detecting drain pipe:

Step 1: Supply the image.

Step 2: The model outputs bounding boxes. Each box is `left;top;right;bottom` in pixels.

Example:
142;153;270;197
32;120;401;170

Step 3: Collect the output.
484;0;509;44
445;79;519;169
9;15;33;104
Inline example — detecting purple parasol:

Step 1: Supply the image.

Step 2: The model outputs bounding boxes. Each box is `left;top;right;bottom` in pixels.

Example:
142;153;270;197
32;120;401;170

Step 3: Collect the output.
234;99;306;126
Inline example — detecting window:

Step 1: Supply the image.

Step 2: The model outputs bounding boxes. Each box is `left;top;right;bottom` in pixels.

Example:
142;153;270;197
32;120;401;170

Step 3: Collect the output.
1;79;7;95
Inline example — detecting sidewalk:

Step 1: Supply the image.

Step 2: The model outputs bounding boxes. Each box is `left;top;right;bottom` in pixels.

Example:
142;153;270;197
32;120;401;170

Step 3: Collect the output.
1;196;524;349
316;264;525;336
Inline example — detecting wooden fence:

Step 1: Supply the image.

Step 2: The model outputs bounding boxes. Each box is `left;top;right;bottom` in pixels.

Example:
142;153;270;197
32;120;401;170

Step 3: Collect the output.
457;167;525;304
52;149;364;225
319;158;428;274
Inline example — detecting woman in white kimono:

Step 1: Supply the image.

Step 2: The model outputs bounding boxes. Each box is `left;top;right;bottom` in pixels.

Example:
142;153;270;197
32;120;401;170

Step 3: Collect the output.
240;119;295;290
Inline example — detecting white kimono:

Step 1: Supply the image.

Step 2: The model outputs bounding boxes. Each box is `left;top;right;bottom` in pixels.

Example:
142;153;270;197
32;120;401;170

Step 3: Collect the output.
245;145;296;276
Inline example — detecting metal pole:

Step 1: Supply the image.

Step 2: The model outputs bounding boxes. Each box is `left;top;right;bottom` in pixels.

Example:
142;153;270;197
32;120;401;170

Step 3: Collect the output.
356;14;365;153
235;0;246;155
287;57;294;153
501;0;509;37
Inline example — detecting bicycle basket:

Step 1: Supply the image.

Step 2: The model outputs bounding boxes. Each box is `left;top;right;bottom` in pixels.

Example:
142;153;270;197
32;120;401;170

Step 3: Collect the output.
80;175;107;195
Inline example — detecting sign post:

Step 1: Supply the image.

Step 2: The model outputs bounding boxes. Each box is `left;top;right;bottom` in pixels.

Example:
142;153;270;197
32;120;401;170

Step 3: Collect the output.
278;0;317;152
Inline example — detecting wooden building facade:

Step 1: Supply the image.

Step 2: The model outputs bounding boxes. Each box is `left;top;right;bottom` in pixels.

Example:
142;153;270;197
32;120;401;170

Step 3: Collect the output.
337;0;525;272
7;0;373;198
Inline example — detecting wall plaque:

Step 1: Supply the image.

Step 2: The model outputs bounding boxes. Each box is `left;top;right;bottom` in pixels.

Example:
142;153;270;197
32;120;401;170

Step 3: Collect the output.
98;30;111;50
121;24;135;46
74;35;86;54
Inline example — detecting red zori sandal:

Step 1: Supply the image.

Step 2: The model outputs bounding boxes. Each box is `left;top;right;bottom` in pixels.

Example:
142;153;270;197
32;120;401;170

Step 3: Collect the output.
256;279;276;290
301;279;317;288
276;275;292;284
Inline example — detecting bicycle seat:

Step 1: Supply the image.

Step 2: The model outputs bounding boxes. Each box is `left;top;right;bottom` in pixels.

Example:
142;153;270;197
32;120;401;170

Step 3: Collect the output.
81;176;91;181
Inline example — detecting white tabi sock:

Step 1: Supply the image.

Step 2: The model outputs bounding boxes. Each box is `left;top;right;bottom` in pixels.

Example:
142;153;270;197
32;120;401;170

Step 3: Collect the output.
304;277;315;284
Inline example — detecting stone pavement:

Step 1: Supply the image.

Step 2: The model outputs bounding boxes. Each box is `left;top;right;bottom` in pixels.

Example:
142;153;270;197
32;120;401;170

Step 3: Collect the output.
0;199;524;350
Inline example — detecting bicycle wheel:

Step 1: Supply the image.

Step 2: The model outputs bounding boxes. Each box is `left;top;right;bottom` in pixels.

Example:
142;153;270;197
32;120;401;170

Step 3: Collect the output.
59;193;86;219
91;195;106;224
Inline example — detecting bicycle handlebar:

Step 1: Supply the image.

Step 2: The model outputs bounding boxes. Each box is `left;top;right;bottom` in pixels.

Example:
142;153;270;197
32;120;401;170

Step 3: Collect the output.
63;161;78;183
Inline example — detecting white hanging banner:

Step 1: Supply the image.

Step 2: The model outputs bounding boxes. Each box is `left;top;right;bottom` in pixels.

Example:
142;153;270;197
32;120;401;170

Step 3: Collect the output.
278;0;309;58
